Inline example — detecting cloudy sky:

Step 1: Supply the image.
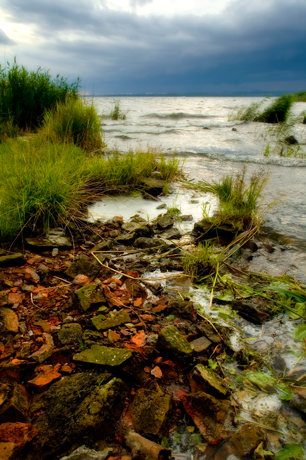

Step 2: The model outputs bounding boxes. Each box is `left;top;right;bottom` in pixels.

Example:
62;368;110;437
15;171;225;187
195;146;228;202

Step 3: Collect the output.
0;0;305;94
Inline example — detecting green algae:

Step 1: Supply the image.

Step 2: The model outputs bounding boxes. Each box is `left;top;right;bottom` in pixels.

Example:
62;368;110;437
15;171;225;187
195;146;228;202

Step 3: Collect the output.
158;325;193;357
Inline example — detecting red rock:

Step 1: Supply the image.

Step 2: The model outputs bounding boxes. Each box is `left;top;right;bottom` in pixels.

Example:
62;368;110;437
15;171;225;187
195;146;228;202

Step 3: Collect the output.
131;331;146;347
0;422;38;444
72;274;89;285
134;298;142;307
151;366;163;379
28;367;61;391
177;390;234;445
140;314;155;322
152;304;167;314
25;267;40;283
29;333;54;363
108;330;121;343
60;365;73;374
154;357;163;364
7;292;24;305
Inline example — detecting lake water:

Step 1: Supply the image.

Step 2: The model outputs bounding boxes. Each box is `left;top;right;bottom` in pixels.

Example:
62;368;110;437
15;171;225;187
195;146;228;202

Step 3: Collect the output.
90;96;306;279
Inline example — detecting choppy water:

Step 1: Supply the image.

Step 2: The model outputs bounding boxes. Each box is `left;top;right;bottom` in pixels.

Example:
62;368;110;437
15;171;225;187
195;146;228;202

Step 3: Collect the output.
92;95;306;254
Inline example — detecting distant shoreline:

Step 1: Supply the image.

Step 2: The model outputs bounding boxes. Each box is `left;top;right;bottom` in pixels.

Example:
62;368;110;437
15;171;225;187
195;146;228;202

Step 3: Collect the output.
83;92;288;98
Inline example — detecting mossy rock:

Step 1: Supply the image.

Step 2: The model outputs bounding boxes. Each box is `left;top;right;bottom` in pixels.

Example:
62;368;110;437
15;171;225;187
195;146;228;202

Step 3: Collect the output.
158;325;193;358
66;256;100;279
133;237;165;249
91;310;131;331
58;323;83;345
190;364;228;398
73;345;132;366
0;253;25;267
132;388;171;435
73;284;106;312
27;373;127;459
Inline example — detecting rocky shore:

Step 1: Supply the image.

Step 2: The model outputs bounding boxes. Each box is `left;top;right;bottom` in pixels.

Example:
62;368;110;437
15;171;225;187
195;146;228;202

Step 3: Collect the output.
1;208;306;460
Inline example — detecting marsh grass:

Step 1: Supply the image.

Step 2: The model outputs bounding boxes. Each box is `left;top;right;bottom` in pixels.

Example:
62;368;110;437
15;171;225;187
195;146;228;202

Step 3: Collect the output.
293;91;306;102
0;59;79;133
230;95;293;124
262;114;306;158
196;168;268;231
0;140;180;238
108;100;127;120
40;97;104;152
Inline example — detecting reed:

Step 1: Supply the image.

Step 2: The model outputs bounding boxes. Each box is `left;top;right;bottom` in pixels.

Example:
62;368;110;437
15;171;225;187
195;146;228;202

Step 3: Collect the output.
0;59;79;132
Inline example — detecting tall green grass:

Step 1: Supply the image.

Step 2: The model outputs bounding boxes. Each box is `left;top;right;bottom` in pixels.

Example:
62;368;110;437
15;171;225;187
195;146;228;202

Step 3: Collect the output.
108;100;127;120
293;91;306;102
231;95;293;124
0;59;79;132
0;140;180;238
197;168;268;231
40;97;104;152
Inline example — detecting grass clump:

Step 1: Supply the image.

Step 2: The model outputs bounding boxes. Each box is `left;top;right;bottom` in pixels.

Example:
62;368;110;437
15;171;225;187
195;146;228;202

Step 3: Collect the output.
182;242;221;281
0;140;180;238
40;97;104;152
0;138;90;237
0;59;79;134
231;95;293;124
108;100;127;120
197;167;268;231
293;91;306;102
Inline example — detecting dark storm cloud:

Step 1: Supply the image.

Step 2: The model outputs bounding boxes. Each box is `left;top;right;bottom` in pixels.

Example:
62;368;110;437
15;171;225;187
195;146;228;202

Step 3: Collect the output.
2;0;306;92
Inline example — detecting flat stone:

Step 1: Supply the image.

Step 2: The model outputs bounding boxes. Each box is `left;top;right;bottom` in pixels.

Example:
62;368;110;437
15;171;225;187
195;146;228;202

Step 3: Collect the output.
121;222;153;237
0;442;17;460
73;345;132;366
0;308;19;333
160;228;182;239
28;373;127;460
132;388;171;435
197;322;222;343
73;284;106;312
0;254;25;268
60;445;113;460
66;256;100;279
26;229;72;250
58;323;83;345
142;178;166;196
91;310;131;331
189;364;228;398
92;240;113;252
115;232;136;246
0;382;29;423
156;215;173;230
190;336;212;353
29;333;54;363
133;237;165;249
158;326;193;358
178;390;234;445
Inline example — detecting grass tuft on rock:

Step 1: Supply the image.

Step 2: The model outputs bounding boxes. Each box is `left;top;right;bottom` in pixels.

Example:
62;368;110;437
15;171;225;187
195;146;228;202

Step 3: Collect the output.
197;167;268;231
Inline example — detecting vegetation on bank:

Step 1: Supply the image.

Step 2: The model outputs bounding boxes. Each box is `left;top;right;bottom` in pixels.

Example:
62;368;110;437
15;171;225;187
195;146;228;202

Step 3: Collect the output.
0;138;180;238
190;168;268;232
293;91;306;102
231;94;293;124
0;59;79;135
106;100;127;120
40;97;104;152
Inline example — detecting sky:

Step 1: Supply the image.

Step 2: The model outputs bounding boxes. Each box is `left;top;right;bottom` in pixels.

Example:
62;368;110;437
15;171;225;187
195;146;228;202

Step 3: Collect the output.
0;0;305;95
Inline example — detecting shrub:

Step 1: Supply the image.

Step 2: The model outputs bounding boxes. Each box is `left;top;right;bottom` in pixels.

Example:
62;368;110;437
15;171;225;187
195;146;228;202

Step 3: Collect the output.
40;97;104;152
182;242;220;281
0;59;79;131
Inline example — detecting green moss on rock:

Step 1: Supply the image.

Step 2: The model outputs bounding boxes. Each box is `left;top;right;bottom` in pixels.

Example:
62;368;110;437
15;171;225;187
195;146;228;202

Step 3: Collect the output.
73;344;132;366
158;325;193;358
73;284;106;312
